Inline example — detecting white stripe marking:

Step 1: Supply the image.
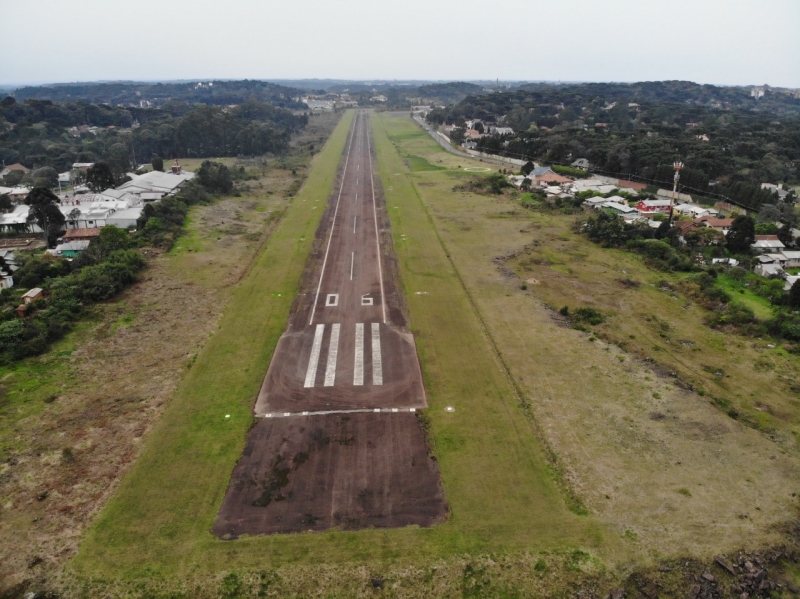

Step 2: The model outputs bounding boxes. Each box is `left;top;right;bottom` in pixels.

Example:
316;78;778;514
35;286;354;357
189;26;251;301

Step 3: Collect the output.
324;323;340;387
308;115;357;326
350;252;354;280
372;323;383;385
354;323;364;386
365;115;387;324
303;324;325;388
353;215;356;234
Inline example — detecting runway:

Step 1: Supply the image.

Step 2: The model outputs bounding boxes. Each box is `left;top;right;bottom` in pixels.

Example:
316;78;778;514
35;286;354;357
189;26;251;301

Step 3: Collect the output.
213;112;445;537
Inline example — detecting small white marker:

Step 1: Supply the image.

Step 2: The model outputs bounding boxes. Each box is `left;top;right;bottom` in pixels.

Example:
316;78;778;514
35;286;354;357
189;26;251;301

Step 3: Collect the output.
225;414;230;418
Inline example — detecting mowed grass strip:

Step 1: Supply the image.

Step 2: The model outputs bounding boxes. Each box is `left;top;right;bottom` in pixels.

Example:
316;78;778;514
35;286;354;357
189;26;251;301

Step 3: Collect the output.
71;110;603;584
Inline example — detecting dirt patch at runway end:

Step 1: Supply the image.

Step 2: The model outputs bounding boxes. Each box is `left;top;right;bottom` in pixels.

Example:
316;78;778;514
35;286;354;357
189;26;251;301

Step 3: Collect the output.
212;412;447;537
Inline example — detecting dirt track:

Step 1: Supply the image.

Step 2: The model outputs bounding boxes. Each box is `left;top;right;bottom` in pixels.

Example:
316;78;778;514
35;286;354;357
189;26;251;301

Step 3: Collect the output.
214;112;446;536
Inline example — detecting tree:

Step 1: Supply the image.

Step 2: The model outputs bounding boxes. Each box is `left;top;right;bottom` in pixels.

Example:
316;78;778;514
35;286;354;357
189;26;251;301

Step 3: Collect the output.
29;166;58;189
0;194;12;213
778;224;794;248
25;188;66;247
726;215;756;254
685;227;724;248
197;161;233;194
789;279;800;309
86;162;115;192
3;170;24;186
67;208;80;227
756;203;781;224
152;157;164;172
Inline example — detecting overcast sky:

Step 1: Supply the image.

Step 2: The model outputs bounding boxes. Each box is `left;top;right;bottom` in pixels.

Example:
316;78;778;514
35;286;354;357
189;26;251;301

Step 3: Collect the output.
1;0;798;88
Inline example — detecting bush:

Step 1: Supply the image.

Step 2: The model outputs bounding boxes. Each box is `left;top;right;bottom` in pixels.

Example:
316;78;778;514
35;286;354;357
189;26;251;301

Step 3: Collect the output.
552;164;590;179
574;307;605;325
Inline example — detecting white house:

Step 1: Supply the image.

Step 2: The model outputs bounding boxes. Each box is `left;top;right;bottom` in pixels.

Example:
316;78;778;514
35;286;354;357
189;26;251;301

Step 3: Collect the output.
751;235;785;253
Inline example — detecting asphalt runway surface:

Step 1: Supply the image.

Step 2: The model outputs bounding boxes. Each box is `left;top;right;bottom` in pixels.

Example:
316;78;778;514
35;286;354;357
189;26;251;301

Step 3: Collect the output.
214;112;446;537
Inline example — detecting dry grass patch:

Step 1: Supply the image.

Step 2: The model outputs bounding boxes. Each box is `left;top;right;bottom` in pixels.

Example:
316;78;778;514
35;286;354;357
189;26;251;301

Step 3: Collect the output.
376;113;800;562
0;113;342;593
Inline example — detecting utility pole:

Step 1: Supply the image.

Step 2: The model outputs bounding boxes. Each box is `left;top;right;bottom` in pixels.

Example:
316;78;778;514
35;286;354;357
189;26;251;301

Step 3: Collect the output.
667;161;684;226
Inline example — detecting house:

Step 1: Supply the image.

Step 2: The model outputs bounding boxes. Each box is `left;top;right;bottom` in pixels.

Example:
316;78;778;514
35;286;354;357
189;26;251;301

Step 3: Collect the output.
7;187;30;202
616;179;647;192
22;288;43;304
490;127;514;136
694;216;734;234
673;220;699;237
71;162;94;172
785;276;800;292
60;227;102;242
751;235;786;253
54;240;90;258
115;169;194;196
531;166;571;185
106;206;144;229
754;260;784;278
0;163;29;178
636;199;673;214
0;205;35;233
696;134;710;142
675;203;714;218
583;196;611;209
761;183;788;200
780;250;800;268
600;201;637;215
570;158;590;170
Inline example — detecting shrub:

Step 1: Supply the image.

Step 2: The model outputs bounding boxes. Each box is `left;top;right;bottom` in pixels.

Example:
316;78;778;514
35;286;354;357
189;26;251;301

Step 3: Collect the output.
574;307;605;325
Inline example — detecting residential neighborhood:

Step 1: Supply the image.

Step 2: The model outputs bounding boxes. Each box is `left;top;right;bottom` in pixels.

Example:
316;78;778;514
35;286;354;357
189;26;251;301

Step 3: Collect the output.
0;161;195;258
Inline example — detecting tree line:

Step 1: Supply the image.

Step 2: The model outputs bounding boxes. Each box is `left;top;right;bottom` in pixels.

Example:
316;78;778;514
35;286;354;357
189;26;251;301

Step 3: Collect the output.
0;97;307;177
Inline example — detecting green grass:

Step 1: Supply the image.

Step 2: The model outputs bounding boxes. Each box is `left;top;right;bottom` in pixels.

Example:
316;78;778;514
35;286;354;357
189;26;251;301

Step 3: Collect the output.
69;110;606;586
715;274;774;320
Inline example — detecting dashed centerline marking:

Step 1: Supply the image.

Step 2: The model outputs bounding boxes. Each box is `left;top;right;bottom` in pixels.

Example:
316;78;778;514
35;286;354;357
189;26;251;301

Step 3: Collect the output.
303;324;325;388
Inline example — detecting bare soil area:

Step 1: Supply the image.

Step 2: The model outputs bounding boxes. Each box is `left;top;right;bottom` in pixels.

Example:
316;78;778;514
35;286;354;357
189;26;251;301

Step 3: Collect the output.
213;412;446;537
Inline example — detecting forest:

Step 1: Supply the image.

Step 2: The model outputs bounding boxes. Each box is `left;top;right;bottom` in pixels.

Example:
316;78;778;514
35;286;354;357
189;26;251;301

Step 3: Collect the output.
426;82;800;209
0;97;308;175
13;79;307;109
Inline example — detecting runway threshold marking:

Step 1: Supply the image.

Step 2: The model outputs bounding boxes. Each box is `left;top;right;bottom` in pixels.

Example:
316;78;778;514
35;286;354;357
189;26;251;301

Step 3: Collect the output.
365;116;387;324
354;322;364;386
262;407;418;418
324;323;340;387
304;324;325;388
372;323;383;385
308;113;357;326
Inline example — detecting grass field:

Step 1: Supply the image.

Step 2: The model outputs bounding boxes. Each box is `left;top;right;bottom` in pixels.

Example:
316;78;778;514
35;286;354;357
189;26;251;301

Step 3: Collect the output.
369;114;800;559
61;110;617;596
57;111;800;596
